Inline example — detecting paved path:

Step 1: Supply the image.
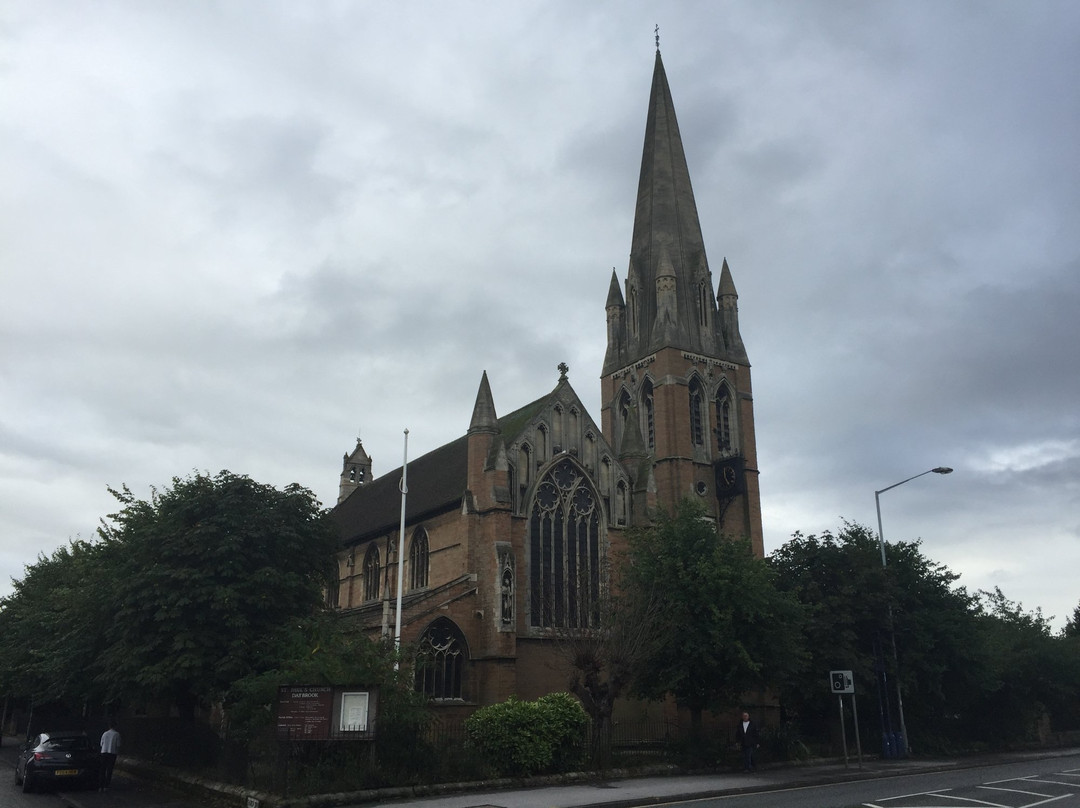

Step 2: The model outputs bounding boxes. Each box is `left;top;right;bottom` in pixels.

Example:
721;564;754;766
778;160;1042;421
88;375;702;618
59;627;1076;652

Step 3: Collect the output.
4;734;1078;808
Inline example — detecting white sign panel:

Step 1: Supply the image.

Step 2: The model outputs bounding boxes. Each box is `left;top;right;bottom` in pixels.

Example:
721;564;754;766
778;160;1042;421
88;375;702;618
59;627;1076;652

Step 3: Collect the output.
339;691;369;732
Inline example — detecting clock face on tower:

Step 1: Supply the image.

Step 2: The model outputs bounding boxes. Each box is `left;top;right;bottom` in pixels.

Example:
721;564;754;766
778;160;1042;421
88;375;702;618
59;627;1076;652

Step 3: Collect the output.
714;457;745;498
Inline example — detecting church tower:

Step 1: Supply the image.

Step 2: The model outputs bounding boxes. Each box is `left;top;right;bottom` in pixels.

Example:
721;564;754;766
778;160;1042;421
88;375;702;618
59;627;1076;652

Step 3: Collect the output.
601;48;763;555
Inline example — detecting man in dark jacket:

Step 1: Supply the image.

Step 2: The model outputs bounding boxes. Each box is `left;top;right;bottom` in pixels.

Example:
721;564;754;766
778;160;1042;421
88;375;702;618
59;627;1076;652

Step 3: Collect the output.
735;711;759;771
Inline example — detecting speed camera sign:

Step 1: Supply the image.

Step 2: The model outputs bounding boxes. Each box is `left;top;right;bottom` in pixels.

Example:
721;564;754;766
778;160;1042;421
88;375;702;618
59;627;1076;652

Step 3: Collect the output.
830;670;855;694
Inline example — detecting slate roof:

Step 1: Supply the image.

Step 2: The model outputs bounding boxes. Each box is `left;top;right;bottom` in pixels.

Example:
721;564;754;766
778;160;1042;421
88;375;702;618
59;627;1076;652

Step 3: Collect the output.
330;391;552;547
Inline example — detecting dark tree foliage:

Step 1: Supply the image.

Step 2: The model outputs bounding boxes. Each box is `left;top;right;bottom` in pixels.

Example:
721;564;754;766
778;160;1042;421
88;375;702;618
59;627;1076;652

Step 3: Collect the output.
768;522;983;747
768;523;1080;750
624;499;807;736
95;471;339;714
0;538;119;707
1064;602;1080;639
970;588;1080;740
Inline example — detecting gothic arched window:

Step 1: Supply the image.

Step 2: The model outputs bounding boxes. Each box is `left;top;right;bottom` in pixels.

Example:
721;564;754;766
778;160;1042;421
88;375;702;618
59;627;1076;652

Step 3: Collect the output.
617;388;633;450
641;380;655;451
414;617;468;700
410;528;429;590
716;384;735;454
689;377;706;447
528;458;602;629
362;545;380;602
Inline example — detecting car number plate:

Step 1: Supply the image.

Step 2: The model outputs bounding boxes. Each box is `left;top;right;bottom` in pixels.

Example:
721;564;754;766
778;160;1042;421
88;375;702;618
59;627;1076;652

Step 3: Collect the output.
54;769;79;776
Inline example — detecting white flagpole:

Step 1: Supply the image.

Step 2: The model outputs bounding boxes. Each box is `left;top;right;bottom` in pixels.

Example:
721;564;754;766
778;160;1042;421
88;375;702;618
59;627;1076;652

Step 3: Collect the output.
394;429;409;656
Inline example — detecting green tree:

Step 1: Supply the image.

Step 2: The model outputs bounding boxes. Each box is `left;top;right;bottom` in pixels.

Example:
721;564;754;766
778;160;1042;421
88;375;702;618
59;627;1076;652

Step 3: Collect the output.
96;471;339;715
624;499;807;738
1063;602;1080;639
768;523;1037;751
0;538;119;709
967;588;1080;743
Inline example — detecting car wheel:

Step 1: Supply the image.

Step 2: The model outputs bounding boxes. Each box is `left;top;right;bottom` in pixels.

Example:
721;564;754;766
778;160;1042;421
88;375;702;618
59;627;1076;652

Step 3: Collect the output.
21;770;33;793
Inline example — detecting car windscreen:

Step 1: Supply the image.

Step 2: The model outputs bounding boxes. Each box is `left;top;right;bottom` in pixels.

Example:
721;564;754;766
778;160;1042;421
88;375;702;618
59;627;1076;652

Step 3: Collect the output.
43;736;91;751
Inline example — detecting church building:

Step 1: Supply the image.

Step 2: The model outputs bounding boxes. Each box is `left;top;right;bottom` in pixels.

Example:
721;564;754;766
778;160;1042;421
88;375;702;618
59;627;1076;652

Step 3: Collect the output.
329;48;763;717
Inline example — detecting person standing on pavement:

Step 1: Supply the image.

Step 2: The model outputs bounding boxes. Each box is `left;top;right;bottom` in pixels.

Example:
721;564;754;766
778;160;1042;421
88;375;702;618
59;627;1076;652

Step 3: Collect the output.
99;720;121;790
735;710;759;771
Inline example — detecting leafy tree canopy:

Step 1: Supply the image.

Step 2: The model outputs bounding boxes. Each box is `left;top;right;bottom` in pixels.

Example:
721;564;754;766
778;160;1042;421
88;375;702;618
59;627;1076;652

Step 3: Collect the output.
0;538;119;706
624;498;807;728
94;471;339;712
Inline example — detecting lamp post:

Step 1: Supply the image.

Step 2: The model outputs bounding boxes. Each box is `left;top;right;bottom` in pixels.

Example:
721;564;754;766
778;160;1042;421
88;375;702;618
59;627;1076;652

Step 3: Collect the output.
874;466;952;757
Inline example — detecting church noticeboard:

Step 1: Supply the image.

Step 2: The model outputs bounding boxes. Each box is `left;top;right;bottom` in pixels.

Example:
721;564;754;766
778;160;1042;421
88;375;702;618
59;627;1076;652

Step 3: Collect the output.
276;685;379;741
276;686;333;740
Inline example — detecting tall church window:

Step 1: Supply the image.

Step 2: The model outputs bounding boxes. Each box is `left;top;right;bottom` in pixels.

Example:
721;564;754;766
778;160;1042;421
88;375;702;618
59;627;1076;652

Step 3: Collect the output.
528;458;602;629
689;378;706;447
642;380;655;451
537;424;548;460
410;528;429;590
325;571;340;609
415;617;467;700
362;545;380;602
715;384;734;454
617;389;632;450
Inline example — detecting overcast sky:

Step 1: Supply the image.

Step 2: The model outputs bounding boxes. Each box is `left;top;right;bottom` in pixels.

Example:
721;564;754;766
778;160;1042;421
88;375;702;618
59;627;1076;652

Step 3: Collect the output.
2;1;1078;630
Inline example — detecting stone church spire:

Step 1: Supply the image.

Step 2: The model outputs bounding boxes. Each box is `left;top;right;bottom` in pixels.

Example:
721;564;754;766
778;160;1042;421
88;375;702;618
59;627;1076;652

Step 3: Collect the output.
599;47;763;554
604;48;743;374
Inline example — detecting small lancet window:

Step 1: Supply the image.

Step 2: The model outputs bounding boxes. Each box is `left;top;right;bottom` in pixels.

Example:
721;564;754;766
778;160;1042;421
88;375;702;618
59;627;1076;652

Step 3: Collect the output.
642;381;655;451
716;385;734;454
689;378;706;447
410;528;429;590
362;545;380;601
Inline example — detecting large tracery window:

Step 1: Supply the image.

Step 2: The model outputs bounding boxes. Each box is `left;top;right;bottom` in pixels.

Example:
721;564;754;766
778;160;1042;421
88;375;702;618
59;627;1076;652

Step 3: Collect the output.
414;617;467;700
362;545;380;602
529;458;602;629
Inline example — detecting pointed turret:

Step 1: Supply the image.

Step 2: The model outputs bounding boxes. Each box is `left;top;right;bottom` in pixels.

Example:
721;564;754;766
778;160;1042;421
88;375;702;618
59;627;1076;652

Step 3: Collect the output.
469;371;499;435
717;258;748;362
604;269;627;372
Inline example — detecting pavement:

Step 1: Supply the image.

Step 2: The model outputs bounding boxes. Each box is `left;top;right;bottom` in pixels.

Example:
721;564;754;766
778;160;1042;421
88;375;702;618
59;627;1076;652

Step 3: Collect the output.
4;734;1079;808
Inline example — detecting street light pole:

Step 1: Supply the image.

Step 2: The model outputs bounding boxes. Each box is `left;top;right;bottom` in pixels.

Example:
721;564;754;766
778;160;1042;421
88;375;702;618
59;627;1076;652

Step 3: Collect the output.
874;466;952;757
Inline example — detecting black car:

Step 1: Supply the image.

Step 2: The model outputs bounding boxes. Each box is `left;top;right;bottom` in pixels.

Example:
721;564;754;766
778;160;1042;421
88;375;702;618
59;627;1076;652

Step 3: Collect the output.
14;731;99;793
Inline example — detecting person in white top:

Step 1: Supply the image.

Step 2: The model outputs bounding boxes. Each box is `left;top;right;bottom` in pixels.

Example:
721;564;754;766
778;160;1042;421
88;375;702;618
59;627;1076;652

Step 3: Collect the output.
99;721;121;790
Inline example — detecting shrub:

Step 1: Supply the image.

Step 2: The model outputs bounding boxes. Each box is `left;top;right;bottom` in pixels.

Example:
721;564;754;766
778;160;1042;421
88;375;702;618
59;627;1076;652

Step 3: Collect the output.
464;692;587;777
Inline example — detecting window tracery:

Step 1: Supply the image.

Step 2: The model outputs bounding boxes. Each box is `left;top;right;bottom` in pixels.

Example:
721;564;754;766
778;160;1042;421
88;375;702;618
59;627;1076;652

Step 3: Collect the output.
528;458;602;629
414;617;467;700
